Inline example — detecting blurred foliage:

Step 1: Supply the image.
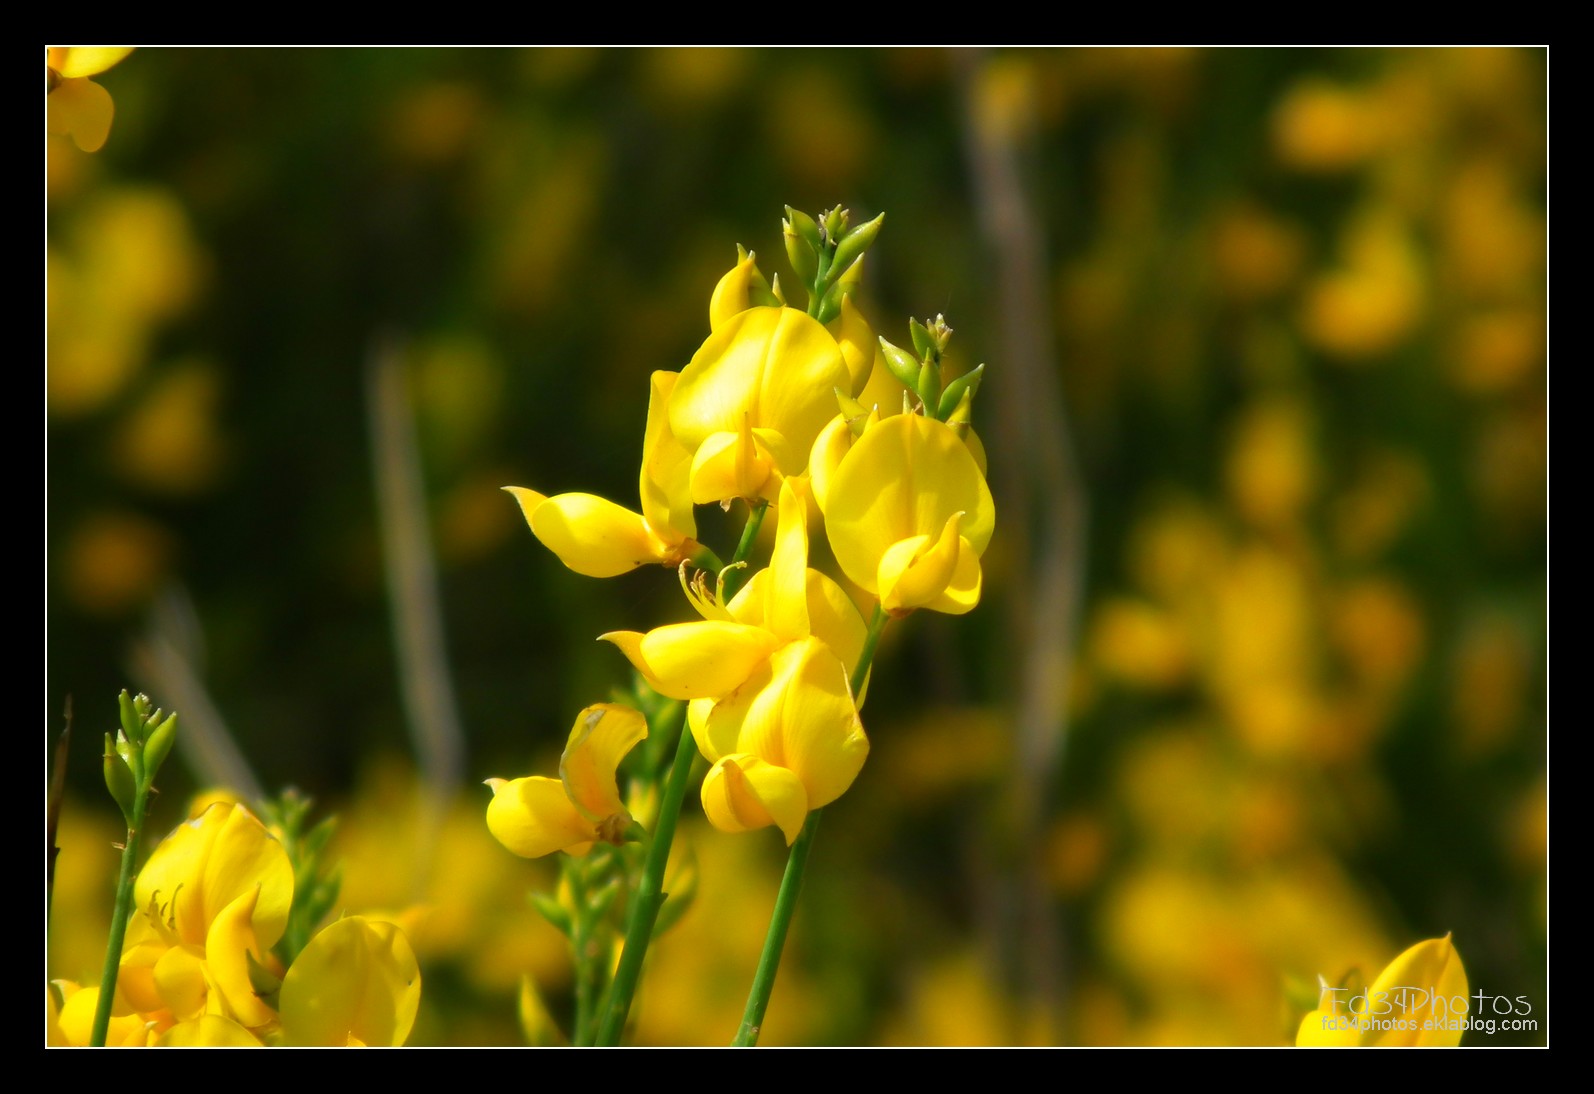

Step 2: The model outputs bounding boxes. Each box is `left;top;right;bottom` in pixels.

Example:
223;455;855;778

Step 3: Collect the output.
47;47;1545;1045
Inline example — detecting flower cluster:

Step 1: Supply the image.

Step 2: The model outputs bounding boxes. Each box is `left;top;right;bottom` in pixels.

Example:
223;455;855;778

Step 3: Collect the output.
48;801;421;1047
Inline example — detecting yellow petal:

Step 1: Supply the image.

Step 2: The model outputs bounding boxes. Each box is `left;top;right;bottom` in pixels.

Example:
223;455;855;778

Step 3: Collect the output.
738;637;868;810
688;659;775;765
826;413;995;597
153;944;211;1022
701;755;809;844
830;295;876;396
1362;935;1469;1047
51;47;134;79
709;252;769;331
600;621;778;700
807;414;852;514
56;986;153;1046
204;886;277;1029
558;703;648;823
484;776;596;858
157;1015;264;1046
639;370;697;542
688;420;780;505
1295;1008;1362;1046
47;77;114;152
730;568;867;672
765;479;811;642
880;513;965;613
117;934;168;1015
279;917;421;1047
506;487;667;578
670;307;848;469
136;803;293;952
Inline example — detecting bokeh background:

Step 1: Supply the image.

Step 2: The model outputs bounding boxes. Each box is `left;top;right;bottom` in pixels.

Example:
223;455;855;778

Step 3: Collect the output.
46;47;1546;1046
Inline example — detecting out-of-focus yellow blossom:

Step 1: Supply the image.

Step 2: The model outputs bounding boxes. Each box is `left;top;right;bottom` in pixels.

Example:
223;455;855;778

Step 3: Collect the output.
52;980;159;1046
279;916;421;1046
506;371;698;577
1272;79;1385;172
821;412;995;615
1225;400;1316;529
1297;936;1468;1047
485;703;648;858
116;802;293;1031
62;510;172;616
605;481;869;843
46;48;131;153
1089;598;1191;691
1301;208;1425;360
669;273;856;503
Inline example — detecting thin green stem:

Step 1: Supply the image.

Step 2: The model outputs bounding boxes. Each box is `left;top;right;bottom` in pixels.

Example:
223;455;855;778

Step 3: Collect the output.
592;706;696;1045
89;783;148;1047
732;604;890;1047
569;864;599;1047
593;499;771;1045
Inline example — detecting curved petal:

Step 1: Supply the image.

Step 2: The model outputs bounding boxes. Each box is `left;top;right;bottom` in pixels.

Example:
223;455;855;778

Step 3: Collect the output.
708;252;771;331
639;370;697;542
825;413;995;595
117;932;168;1015
136;803;292;952
830;295;876;396
764;479;811;643
807;414;852;514
56;986;152;1047
688;659;775;765
204;886;276;1029
601;621;777;700
670;307;848;466
507;487;668;578
153;944;210;1021
280;917;421;1047
157;1015;264;1046
688;421;778;505
1363;936;1469;1047
484;776;596;858
47;77;114;152
701;755;809;844
1295;1008;1362;1047
730;569;867;672
52;47;135;79
558;703;648;823
879;513;964;613
740;637;868;810
925;537;983;615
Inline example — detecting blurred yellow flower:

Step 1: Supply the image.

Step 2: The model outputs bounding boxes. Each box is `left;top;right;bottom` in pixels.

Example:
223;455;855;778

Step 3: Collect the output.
485;703;648;858
46;47;131;153
1297;936;1469;1047
279;916;421;1047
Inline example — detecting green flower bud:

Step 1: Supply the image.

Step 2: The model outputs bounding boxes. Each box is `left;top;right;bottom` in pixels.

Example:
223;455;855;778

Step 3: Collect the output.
937;363;985;421
878;337;921;390
909;317;935;362
918;359;941;410
530;891;572;936
103;732;136;819
830;211;884;280
783;218;819;288
142;712;178;782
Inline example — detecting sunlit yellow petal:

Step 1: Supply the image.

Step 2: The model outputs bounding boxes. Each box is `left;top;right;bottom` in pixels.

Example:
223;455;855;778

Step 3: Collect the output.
279;917;421;1047
117;934;168;1015
1363;935;1469;1047
670;307;848;470
639;370;697;542
739;637;868;810
701;755;809;844
1296;1008;1362;1047
135;803;292;952
688;420;780;505
52;47;134;79
204;886;276;1028
765;479;811;643
688;659;775;765
47;77;114;153
601;621;778;700
484;776;596;858
826;413;995;596
808;414;852;513
730;566;867;672
830;295;876;396
153;944;210;1021
880;513;964;613
506;487;667;578
157;1015;264;1046
558;703;648;823
56;986;152;1046
709;252;770;331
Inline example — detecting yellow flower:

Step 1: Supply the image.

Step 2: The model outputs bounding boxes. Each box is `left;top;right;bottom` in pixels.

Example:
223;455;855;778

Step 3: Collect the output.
670;251;874;505
50;980;160;1046
46;47;132;153
278;916;421;1047
485;703;649;858
603;480;869;843
506;371;698;577
1296;935;1470;1047
821;412;995;615
116;802;294;1032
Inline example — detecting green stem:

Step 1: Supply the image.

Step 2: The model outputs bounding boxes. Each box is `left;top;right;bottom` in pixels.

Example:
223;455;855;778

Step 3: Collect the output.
569;864;599;1047
89;782;149;1047
592;706;696;1045
732;604;890;1047
593;500;772;1045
